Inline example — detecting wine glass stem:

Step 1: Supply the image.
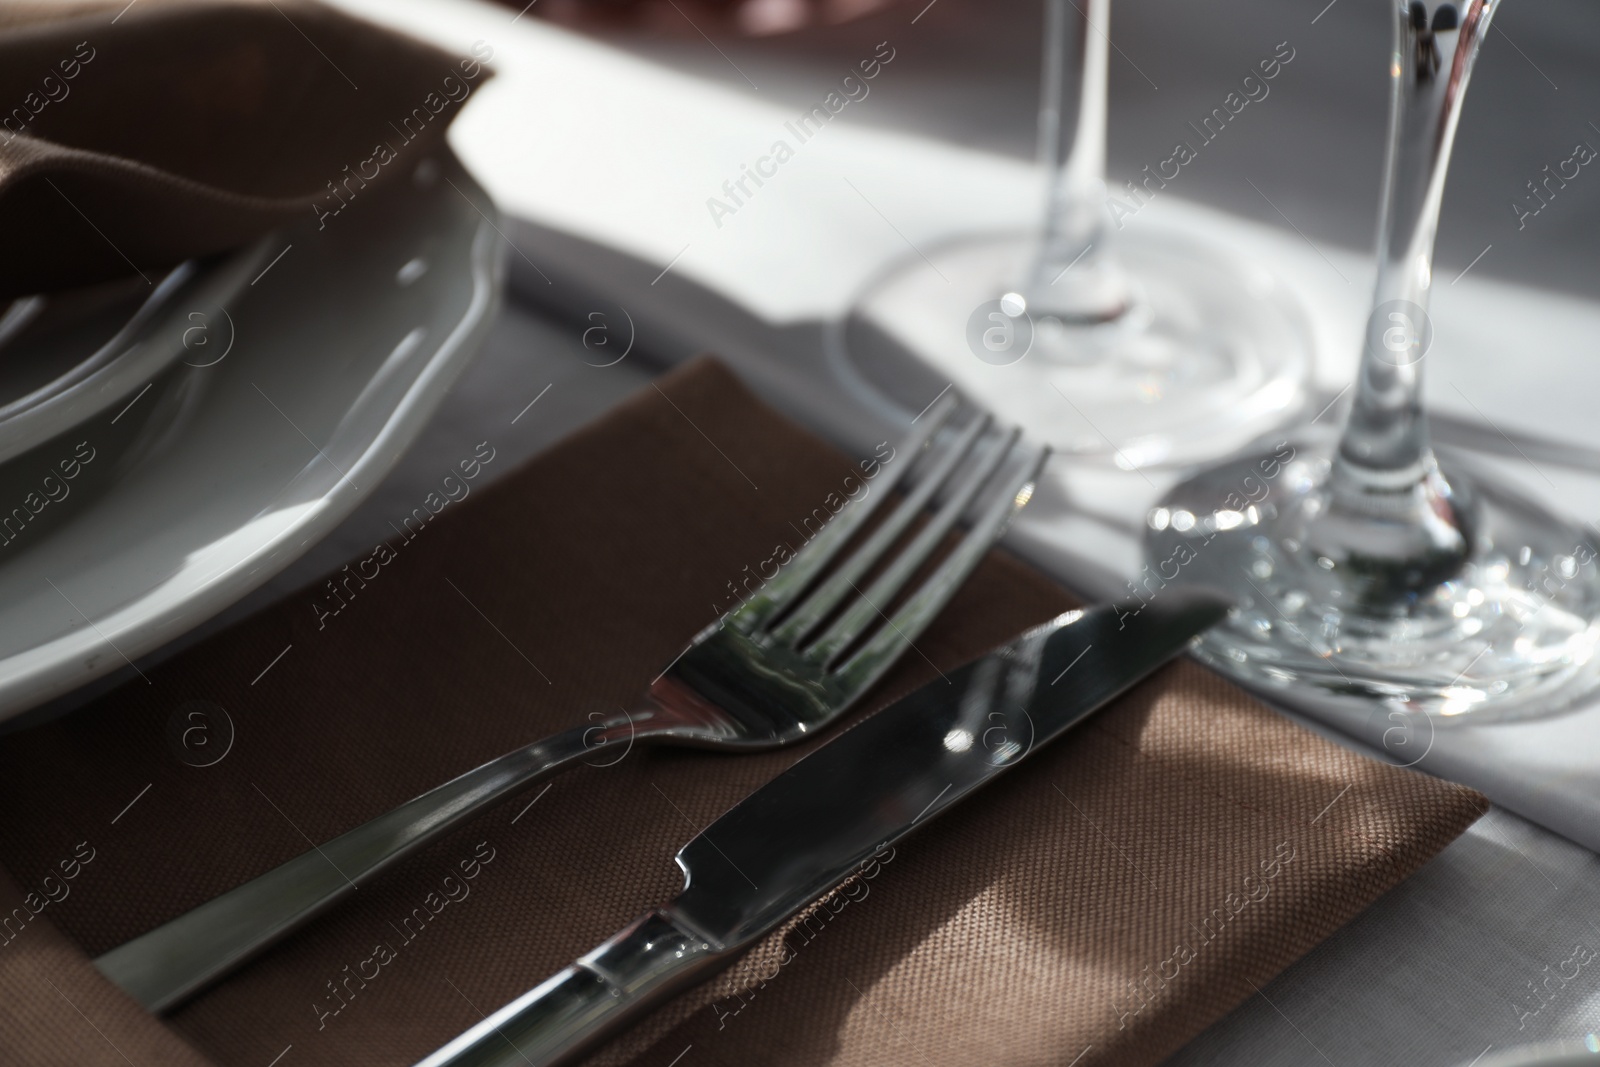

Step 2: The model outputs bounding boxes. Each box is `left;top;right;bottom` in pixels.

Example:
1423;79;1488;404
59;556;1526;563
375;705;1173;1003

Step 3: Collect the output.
1334;0;1498;487
1019;0;1126;320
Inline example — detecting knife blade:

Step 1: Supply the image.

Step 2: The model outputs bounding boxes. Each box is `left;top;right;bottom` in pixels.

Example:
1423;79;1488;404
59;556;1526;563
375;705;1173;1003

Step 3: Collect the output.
417;590;1228;1067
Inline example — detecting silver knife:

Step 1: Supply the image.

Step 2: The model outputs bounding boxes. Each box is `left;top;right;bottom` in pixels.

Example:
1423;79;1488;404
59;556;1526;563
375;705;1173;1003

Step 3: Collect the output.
416;591;1227;1067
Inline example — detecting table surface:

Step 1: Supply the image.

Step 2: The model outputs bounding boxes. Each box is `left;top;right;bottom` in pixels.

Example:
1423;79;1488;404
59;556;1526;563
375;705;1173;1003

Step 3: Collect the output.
20;291;1597;1064
258;297;1600;1067
23;0;1600;1063
107;280;1586;1066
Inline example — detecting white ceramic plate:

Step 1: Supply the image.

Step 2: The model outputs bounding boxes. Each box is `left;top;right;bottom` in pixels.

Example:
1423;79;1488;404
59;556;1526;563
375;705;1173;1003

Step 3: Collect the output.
0;240;271;467
0;149;503;720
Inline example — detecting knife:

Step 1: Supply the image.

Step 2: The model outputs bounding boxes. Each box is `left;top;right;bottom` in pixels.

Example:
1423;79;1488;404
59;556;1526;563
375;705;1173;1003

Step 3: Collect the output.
417;591;1227;1067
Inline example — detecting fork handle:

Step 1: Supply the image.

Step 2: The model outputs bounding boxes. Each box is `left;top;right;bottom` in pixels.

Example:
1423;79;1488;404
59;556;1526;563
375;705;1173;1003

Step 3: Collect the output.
415;910;724;1067
94;719;630;1012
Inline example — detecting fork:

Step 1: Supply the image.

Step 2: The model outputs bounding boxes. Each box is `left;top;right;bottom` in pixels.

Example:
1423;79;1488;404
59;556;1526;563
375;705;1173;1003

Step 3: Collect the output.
93;393;1049;1013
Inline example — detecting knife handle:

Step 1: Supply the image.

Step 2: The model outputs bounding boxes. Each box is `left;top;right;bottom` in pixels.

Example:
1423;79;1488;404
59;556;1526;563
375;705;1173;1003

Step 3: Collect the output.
96;721;617;1012
416;910;725;1067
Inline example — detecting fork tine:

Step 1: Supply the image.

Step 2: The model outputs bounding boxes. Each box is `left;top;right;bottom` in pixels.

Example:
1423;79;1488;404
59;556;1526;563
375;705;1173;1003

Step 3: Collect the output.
729;392;959;630
833;444;1050;689
770;412;992;644
805;425;1025;664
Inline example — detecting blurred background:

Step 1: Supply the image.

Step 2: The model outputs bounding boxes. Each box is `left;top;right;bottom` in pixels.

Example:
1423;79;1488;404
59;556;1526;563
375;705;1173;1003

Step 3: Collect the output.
539;0;1599;299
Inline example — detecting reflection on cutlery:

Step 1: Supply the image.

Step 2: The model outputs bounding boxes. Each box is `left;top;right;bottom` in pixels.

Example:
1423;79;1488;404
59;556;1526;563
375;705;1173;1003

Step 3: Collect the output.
417;591;1228;1067
96;392;1049;1012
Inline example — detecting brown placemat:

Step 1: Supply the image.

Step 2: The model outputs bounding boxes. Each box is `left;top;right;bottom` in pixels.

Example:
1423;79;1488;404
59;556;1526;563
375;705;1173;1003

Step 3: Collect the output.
0;357;1483;1066
0;0;487;299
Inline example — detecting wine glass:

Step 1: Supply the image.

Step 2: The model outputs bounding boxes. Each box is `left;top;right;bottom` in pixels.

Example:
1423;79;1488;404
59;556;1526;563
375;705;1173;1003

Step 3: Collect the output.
1145;0;1600;719
830;0;1314;469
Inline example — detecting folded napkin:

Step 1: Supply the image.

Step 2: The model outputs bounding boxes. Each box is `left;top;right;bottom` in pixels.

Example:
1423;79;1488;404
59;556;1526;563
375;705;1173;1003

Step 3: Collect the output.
0;357;1482;1067
0;0;487;299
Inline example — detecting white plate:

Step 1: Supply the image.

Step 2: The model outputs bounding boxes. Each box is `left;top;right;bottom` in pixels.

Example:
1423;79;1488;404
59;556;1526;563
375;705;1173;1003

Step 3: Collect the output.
0;149;503;720
0;241;270;467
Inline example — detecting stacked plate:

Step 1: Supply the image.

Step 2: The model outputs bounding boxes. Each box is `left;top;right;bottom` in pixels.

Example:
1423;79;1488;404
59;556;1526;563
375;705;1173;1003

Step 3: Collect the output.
0;150;504;722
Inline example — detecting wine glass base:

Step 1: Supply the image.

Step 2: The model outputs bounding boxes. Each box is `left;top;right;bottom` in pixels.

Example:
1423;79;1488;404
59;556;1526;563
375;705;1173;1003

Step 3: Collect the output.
1146;439;1600;720
831;224;1314;468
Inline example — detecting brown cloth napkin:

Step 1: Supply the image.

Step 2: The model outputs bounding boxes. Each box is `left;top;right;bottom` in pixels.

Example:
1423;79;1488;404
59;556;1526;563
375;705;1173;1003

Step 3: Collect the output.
0;0;489;299
0;357;1483;1067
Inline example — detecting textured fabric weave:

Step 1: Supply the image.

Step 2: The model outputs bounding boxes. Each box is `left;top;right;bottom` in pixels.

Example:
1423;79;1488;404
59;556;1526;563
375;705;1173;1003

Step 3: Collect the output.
0;863;214;1066
0;358;1484;1066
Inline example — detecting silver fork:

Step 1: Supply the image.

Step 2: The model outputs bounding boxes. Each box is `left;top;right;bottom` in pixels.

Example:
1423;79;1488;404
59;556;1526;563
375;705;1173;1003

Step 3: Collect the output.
94;394;1049;1013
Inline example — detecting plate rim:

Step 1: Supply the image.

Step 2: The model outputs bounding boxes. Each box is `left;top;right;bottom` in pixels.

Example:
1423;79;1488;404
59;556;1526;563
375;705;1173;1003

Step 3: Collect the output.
0;154;506;721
